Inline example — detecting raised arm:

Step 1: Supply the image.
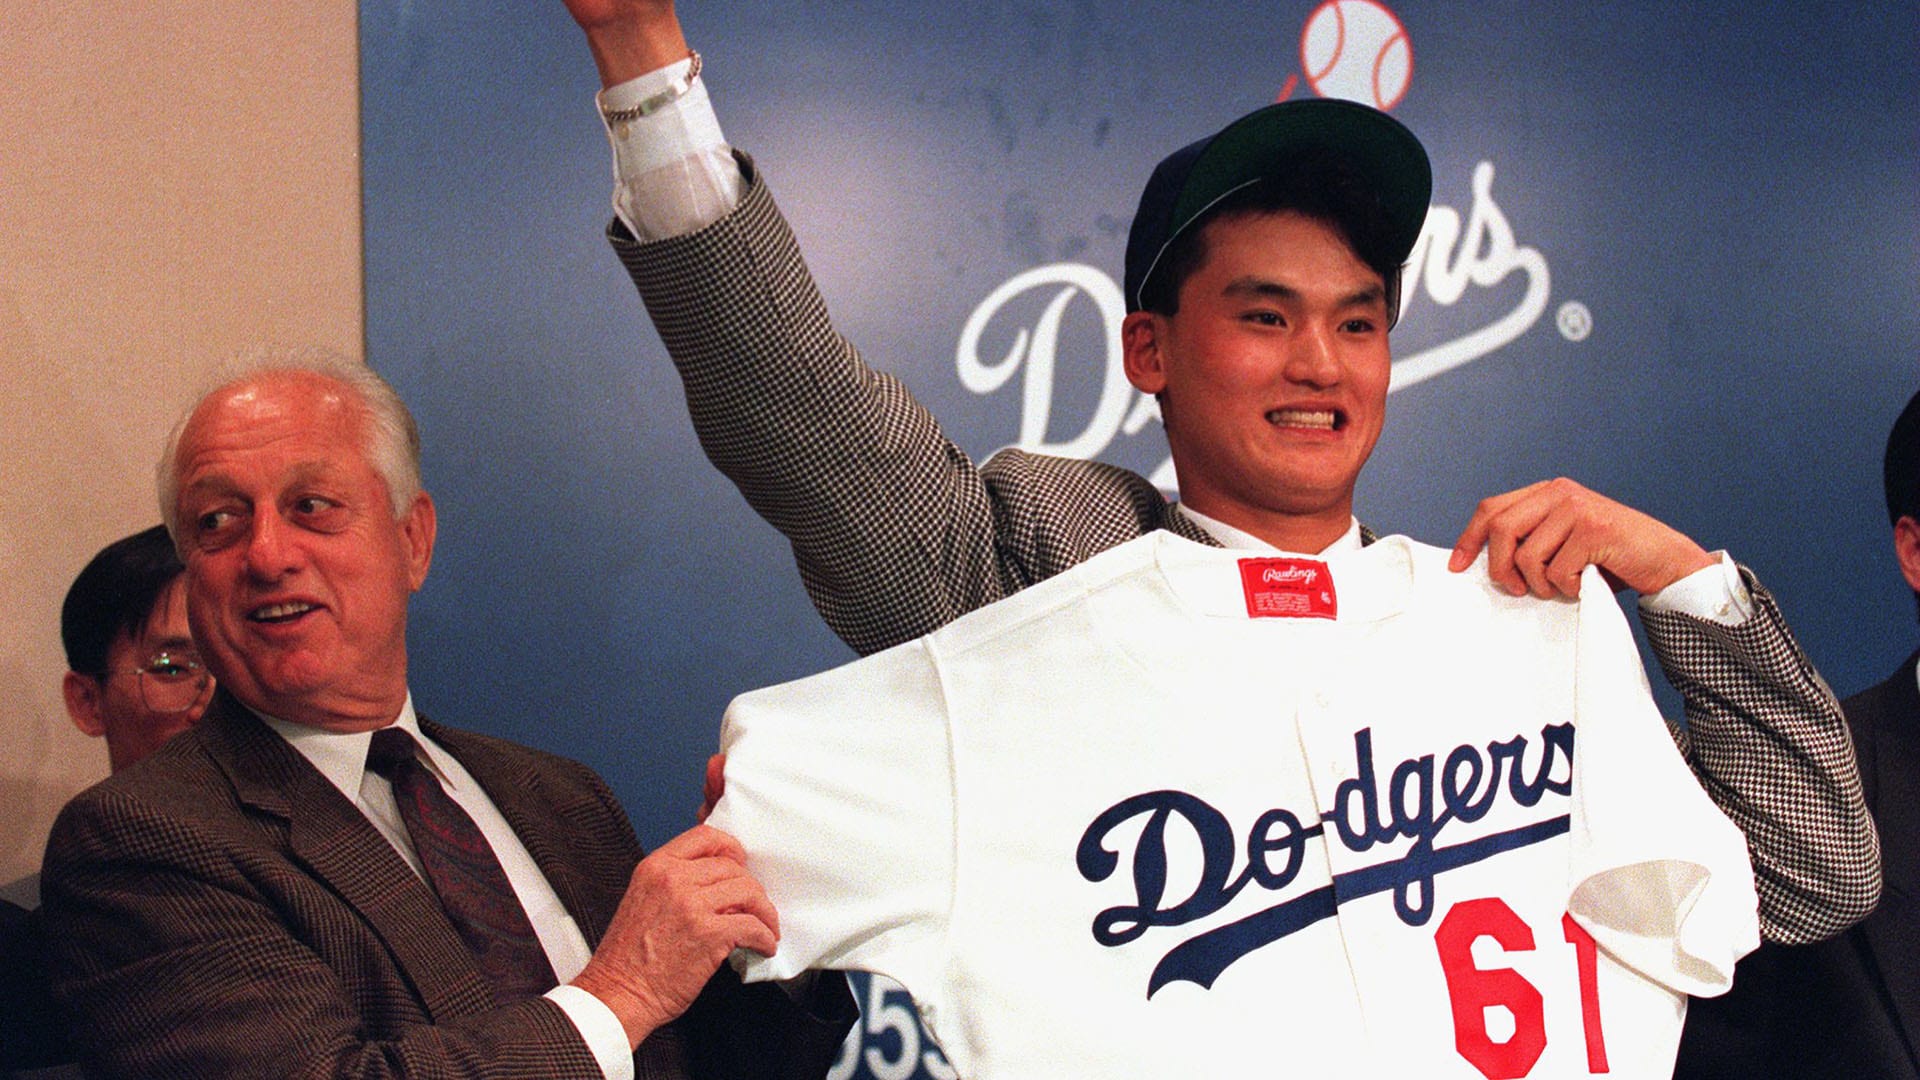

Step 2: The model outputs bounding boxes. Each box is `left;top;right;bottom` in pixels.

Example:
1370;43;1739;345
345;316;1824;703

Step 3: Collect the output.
609;164;1019;655
565;1;1175;654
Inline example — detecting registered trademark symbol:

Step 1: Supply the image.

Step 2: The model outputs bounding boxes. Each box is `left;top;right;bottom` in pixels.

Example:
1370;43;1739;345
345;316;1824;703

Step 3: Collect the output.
1556;301;1592;342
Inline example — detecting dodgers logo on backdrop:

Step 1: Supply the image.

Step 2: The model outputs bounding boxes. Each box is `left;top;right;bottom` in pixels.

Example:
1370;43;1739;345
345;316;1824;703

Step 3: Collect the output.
956;0;1585;493
1076;723;1575;998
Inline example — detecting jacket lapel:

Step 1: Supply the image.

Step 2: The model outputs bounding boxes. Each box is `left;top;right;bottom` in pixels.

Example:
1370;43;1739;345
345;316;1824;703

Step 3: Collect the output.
1857;658;1920;1068
199;693;501;1021
423;719;623;948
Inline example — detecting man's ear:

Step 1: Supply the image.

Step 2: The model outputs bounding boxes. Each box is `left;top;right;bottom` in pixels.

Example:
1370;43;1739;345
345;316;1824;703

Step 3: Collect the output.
1893;516;1920;596
1122;310;1169;395
402;491;437;592
63;671;107;738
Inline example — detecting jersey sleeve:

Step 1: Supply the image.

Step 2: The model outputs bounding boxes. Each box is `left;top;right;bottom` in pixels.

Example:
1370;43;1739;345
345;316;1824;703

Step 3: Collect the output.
1564;567;1761;997
707;639;957;989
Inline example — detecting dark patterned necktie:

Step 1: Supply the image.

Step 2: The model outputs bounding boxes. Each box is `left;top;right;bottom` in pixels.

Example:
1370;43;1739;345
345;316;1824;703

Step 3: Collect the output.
366;726;558;1002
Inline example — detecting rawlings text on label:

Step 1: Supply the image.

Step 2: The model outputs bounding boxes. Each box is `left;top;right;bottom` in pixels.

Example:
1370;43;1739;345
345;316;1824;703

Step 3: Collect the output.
1239;557;1337;619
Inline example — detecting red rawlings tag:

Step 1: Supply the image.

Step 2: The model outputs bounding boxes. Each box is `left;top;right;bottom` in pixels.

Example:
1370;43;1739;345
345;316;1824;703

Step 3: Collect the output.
1238;557;1337;619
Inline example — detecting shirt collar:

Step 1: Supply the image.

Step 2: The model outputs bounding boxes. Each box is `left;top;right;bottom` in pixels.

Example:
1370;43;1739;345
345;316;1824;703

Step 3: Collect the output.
1151;530;1421;625
1176;505;1364;556
256;694;461;802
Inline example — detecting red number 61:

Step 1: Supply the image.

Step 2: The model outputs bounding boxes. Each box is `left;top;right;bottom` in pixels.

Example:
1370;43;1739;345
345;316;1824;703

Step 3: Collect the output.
1433;897;1610;1079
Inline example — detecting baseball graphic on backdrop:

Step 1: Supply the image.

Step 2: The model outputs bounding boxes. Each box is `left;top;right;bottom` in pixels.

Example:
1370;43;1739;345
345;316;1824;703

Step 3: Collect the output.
1300;0;1413;110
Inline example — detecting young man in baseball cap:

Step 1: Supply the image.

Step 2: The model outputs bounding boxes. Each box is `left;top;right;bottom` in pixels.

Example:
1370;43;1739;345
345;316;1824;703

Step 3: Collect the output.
560;0;1876;947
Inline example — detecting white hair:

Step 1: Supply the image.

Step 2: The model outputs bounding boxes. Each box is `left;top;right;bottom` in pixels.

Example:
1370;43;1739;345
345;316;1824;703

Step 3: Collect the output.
157;346;423;542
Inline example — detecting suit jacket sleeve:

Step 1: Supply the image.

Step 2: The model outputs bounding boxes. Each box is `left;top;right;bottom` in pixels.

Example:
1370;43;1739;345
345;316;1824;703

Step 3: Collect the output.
1642;567;1880;945
42;779;604;1080
511;739;857;1080
610;154;1182;658
429;721;853;1080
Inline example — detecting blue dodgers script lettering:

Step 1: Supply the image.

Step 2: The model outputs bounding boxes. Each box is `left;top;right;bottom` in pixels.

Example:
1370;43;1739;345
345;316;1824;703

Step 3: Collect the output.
1076;724;1575;997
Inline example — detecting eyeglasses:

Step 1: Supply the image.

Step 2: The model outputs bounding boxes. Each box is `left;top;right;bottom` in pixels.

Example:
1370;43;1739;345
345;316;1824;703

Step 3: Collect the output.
110;651;214;714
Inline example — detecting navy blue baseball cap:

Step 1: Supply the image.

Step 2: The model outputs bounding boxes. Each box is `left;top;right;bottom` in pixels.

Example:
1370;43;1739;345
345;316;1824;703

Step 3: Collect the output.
1123;98;1433;314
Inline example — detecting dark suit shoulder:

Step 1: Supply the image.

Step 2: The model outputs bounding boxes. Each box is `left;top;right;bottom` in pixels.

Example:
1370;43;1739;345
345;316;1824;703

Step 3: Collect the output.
47;721;251;847
1840;653;1919;811
418;717;644;896
1840;666;1905;736
419;716;605;786
420;719;629;823
1841;657;1919;721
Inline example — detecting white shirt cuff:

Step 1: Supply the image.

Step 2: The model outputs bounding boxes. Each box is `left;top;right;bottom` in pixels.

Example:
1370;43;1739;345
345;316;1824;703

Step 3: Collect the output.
596;59;741;241
545;983;634;1080
1637;550;1753;625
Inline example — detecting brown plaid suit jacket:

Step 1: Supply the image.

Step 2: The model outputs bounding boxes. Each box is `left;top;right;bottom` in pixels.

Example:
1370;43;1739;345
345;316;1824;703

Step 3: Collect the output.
41;692;852;1079
608;154;1877;946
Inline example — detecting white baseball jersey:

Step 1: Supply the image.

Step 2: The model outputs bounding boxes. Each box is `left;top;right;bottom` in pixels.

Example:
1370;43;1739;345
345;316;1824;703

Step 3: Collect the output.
709;532;1759;1079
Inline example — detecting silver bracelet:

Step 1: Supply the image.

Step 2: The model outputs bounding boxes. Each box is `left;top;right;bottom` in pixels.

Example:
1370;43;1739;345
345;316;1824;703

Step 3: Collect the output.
600;50;703;123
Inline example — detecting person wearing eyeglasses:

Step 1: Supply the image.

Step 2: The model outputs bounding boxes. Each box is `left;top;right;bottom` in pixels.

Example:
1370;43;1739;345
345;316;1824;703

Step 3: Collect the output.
59;523;212;772
3;526;211;1077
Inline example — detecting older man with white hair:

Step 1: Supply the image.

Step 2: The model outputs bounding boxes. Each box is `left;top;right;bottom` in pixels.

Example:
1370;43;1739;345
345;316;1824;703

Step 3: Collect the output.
41;351;851;1079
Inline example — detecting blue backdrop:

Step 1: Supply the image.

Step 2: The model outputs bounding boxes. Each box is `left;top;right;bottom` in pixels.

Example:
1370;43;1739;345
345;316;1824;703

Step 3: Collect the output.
360;3;1918;1073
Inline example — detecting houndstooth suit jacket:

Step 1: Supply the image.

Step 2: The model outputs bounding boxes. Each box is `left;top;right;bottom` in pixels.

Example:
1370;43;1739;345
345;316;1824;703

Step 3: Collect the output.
1674;653;1920;1078
40;691;852;1080
610;154;1877;946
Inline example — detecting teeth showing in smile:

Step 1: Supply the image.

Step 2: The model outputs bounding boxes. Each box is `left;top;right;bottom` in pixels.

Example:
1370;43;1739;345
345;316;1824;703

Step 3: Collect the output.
1268;408;1337;430
251;602;315;623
